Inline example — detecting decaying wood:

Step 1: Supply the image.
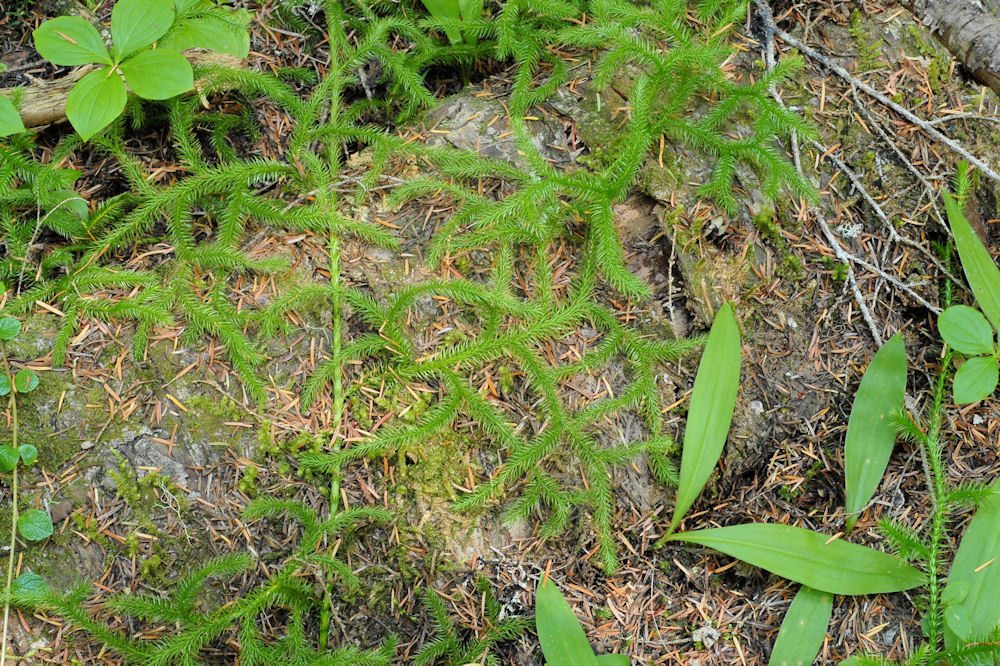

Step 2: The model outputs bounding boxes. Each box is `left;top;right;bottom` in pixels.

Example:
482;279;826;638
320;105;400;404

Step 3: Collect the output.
0;51;244;130
907;0;1000;98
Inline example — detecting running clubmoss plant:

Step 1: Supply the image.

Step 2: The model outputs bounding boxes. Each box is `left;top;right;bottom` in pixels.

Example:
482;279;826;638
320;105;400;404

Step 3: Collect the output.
4;499;396;664
0;315;50;666
413;577;530;665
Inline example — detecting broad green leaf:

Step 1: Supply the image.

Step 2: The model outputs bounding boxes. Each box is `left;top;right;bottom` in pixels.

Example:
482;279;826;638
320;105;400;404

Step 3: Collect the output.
0;95;24;137
51;190;89;221
0;446;18;473
536;578;599;666
11;572;48;596
844;334;906;532
17;509;53;542
18;444;38;467
421;0;463;44
13;369;38;393
33;16;111;66
66;67;127;141
111;0;175;59
953;356;999;404
945;191;1000;329
173;0;204;12
595;655;630;665
120;49;193;100
939;305;996;356
160;16;250;57
669;524;925;595
0;316;21;341
670;302;740;532
458;0;483;45
945;604;972;643
768;586;833;666
0;376;9;397
943;483;1000;651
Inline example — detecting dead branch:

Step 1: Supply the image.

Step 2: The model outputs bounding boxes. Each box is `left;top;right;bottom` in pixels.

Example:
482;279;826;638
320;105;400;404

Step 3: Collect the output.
906;0;1000;99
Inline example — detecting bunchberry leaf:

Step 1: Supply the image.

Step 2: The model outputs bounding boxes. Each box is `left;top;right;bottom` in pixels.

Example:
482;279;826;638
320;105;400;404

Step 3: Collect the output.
17;509;53;542
120;49;193;99
0;446;19;473
11;571;48;596
939;305;996;356
943;483;1000;651
13;368;38;393
0;95;24;137
953;355;999;404
33;16;111;66
669;523;926;595
160;17;250;57
0;316;21;341
535;578;598;666
669;302;740;532
66;67;128;140
111;0;175;59
844;333;906;532
945;190;1000;329
769;586;832;666
18;444;38;467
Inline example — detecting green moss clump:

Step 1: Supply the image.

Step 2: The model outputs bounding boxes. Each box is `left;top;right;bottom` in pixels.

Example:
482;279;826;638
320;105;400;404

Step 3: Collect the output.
850;10;884;73
752;207;803;279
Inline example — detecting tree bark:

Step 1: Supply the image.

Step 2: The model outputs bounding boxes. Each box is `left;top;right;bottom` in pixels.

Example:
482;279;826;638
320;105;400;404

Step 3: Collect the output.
1;52;244;130
907;0;1000;98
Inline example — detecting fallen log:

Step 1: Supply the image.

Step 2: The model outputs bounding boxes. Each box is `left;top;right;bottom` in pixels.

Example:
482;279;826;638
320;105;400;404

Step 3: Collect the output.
1;51;245;130
906;0;1000;98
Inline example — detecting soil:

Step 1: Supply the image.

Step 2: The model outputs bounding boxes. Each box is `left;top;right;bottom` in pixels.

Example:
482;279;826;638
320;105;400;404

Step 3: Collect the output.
1;1;1000;664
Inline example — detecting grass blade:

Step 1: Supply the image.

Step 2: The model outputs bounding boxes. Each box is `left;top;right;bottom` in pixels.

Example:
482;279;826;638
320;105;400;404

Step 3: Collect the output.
535;578;598;666
768;585;833;666
943;482;1000;652
844;333;906;532
669;523;925;595
945;190;1000;329
669;302;740;533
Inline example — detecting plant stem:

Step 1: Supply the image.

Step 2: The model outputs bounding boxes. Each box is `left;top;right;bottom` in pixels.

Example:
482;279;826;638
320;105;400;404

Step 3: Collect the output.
329;234;343;515
0;342;17;666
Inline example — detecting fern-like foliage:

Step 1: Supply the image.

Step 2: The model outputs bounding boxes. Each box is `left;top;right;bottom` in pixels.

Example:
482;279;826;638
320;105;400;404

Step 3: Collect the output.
412;577;530;665
6;500;395;664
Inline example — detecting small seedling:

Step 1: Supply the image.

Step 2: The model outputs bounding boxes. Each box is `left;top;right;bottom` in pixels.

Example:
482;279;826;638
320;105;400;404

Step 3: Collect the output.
0;315;50;666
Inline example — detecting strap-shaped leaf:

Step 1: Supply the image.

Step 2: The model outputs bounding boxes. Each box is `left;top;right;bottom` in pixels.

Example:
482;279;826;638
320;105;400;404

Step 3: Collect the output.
945;191;1000;329
420;0;463;43
536;578;598;666
595;655;630;665
939;305;996;356
669;524;925;595
844;333;906;532
111;0;175;59
944;483;1000;651
769;586;833;666
66;67;128;140
0;95;24;137
953;356;999;405
120;49;193;100
33;16;111;66
670;302;740;532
